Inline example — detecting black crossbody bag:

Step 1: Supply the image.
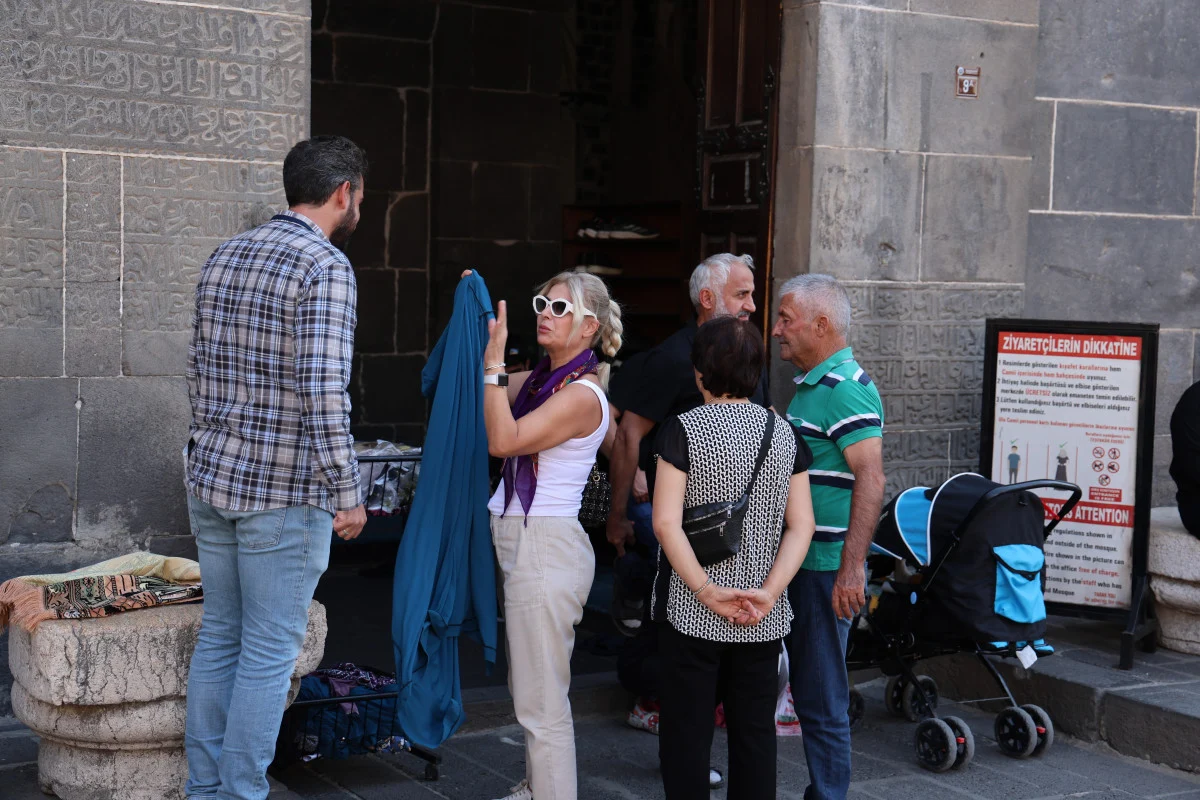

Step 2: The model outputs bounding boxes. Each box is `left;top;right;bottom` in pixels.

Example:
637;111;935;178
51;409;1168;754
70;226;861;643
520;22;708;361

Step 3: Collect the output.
681;413;775;567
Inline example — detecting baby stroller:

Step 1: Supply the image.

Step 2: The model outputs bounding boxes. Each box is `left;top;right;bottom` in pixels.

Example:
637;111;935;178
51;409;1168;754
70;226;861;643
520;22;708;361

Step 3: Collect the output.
845;473;1082;772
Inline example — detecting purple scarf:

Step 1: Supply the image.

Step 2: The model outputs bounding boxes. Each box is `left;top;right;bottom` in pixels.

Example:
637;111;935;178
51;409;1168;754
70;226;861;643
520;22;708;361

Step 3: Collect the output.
502;348;599;520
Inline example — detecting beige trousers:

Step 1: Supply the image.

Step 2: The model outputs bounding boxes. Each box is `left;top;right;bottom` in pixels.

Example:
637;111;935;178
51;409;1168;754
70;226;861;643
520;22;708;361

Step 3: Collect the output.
491;514;595;800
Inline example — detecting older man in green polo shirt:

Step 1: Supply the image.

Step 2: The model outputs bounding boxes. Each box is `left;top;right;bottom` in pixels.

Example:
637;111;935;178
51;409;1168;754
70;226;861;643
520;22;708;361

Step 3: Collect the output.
772;274;885;800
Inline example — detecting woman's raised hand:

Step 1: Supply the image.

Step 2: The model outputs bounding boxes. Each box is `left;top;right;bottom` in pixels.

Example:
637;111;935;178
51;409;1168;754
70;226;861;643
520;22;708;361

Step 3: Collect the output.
485;299;508;369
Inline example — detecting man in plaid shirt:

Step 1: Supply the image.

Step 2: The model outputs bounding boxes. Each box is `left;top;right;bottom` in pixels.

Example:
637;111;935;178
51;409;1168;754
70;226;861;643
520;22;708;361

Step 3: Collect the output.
184;136;367;800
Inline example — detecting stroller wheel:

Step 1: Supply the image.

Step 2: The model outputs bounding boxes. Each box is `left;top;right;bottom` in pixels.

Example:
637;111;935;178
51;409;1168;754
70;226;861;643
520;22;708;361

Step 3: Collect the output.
913;718;957;772
1021;704;1054;756
848;689;865;731
884;676;908;718
942;715;975;769
901;676;939;722
994;706;1038;758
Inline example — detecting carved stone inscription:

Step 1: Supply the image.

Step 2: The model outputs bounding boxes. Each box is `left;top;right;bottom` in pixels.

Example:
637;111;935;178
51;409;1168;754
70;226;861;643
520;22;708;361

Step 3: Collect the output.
65;153;121;375
0;146;63;376
122;157;283;375
846;283;1024;492
0;1;307;158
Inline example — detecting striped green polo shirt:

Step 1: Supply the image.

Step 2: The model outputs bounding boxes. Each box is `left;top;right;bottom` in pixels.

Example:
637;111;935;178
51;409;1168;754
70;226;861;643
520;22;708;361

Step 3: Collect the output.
785;347;884;571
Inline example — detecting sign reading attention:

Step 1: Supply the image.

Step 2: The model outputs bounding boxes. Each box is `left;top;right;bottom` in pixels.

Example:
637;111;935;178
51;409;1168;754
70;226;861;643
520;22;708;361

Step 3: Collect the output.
980;320;1158;614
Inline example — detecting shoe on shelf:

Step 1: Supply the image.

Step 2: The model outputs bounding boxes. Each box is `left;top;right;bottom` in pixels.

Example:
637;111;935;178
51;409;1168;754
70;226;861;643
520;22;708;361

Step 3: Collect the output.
607;218;660;240
574;252;623;276
492;779;533;800
576;217;607;239
627;698;660;735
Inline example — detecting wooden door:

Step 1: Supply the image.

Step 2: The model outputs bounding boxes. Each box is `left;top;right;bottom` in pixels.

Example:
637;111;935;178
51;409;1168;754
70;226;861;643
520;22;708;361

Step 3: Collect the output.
695;0;783;335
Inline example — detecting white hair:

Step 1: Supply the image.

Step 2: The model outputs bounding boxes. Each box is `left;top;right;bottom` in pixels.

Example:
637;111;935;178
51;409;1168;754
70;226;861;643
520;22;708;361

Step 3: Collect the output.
688;253;755;311
778;274;852;335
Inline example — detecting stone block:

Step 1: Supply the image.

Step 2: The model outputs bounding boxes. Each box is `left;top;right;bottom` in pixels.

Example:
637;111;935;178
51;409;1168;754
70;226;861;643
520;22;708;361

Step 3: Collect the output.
354;269;397;354
0;3;307;160
0;146;64;377
359;355;427;426
311;34;333;81
65;281;121;377
434;87;563;164
1028;99;1053;210
9;601;326;707
388;193;429;270
326;0;437;39
406;90;430;193
1103;682;1200;772
1025;215;1200;329
472;8;532;92
771;147;815;283
811;6;1039;156
122;158;283;376
529;166;561;242
312;83;406;191
333;36;430;87
1156;330;1196;436
1037;0;1200;107
472;163;530;241
434;3;473;89
395;271;428;354
0;380;78;547
1052;104;1197;215
76;377;191;542
343;189;389;269
809;147;922;281
529;12;564;96
1153;433;1174;509
910;0;1039;23
1149;506;1200;655
777;3;820;151
921;155;1031;282
433;161;472;241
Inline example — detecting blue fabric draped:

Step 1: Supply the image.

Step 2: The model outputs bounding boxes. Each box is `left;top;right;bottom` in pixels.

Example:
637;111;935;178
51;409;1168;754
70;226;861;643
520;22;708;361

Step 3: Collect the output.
391;271;497;748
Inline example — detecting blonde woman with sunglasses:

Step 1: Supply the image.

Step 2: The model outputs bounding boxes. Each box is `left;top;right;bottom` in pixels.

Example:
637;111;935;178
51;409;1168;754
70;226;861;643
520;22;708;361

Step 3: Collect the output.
473;270;622;800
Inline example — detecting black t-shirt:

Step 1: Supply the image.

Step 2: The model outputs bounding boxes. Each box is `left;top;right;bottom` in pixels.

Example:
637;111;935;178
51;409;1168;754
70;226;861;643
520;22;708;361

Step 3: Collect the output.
655;413;813;475
1170;381;1200;537
619;322;770;474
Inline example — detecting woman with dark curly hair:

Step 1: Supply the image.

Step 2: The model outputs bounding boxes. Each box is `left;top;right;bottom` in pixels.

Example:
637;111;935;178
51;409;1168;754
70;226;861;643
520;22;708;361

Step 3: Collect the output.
652;315;816;799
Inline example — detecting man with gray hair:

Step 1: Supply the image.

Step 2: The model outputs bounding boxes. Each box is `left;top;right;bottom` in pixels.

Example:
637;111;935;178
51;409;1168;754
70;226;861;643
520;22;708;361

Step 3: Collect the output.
773;274;885;800
606;252;763;556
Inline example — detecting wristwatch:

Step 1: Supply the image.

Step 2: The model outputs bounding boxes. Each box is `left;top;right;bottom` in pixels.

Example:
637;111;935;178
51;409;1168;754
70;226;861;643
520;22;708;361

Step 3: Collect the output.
483;373;509;387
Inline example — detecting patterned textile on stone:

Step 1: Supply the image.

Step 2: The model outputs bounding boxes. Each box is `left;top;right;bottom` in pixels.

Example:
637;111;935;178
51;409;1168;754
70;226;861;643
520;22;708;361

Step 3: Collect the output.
0;552;202;633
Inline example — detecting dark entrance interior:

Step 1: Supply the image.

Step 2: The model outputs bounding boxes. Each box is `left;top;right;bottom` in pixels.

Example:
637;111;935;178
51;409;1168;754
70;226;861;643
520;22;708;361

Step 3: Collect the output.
308;0;782;689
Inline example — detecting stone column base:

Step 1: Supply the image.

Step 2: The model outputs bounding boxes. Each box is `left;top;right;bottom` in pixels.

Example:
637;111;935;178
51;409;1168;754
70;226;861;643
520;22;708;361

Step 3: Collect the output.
1148;507;1200;655
37;738;187;800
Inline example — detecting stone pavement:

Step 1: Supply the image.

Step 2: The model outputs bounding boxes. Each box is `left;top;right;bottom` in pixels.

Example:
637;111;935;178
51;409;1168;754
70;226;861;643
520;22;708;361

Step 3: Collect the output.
8;676;1200;800
922;615;1200;773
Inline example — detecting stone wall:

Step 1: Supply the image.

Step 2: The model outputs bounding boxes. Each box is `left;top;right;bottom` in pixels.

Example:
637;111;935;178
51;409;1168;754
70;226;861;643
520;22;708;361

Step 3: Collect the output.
310;0;433;446
428;0;573;350
1025;0;1200;505
772;0;1039;495
0;0;309;715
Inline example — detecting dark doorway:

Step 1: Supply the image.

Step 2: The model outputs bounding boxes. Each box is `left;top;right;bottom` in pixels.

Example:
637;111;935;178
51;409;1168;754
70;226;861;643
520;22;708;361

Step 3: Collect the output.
309;0;784;689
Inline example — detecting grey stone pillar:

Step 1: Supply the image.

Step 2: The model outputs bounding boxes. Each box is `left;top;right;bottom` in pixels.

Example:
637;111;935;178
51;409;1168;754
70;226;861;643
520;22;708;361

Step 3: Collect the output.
0;0;310;714
1025;0;1200;505
772;0;1040;494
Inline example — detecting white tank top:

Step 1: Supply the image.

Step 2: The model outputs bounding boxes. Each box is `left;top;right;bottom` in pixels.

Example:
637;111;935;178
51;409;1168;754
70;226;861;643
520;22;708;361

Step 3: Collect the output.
487;379;610;518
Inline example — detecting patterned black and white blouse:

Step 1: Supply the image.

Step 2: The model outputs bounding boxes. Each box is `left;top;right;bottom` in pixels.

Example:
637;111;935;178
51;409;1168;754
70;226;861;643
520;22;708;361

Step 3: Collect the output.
651;402;812;643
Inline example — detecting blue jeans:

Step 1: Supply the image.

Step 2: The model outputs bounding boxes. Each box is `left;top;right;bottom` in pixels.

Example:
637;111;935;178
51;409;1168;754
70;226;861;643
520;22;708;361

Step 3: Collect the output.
628;500;656;550
184;497;332;800
785;569;852;800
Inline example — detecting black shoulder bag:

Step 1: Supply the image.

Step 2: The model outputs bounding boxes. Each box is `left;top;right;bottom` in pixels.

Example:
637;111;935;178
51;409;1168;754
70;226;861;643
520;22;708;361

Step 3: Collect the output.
681;413;775;567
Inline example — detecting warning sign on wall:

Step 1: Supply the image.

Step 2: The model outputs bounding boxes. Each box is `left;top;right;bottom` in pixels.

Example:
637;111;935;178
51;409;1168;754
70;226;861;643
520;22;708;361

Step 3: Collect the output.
981;321;1158;612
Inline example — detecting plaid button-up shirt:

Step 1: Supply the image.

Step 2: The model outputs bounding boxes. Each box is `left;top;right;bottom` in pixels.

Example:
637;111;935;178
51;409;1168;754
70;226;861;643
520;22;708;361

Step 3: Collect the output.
185;210;361;514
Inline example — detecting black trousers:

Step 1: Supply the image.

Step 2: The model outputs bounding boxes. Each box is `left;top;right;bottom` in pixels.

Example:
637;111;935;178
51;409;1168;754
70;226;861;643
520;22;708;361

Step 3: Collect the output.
659;623;780;800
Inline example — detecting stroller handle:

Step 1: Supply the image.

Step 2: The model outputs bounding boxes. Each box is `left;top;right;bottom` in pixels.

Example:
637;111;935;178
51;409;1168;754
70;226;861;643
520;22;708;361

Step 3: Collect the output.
981;479;1083;539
